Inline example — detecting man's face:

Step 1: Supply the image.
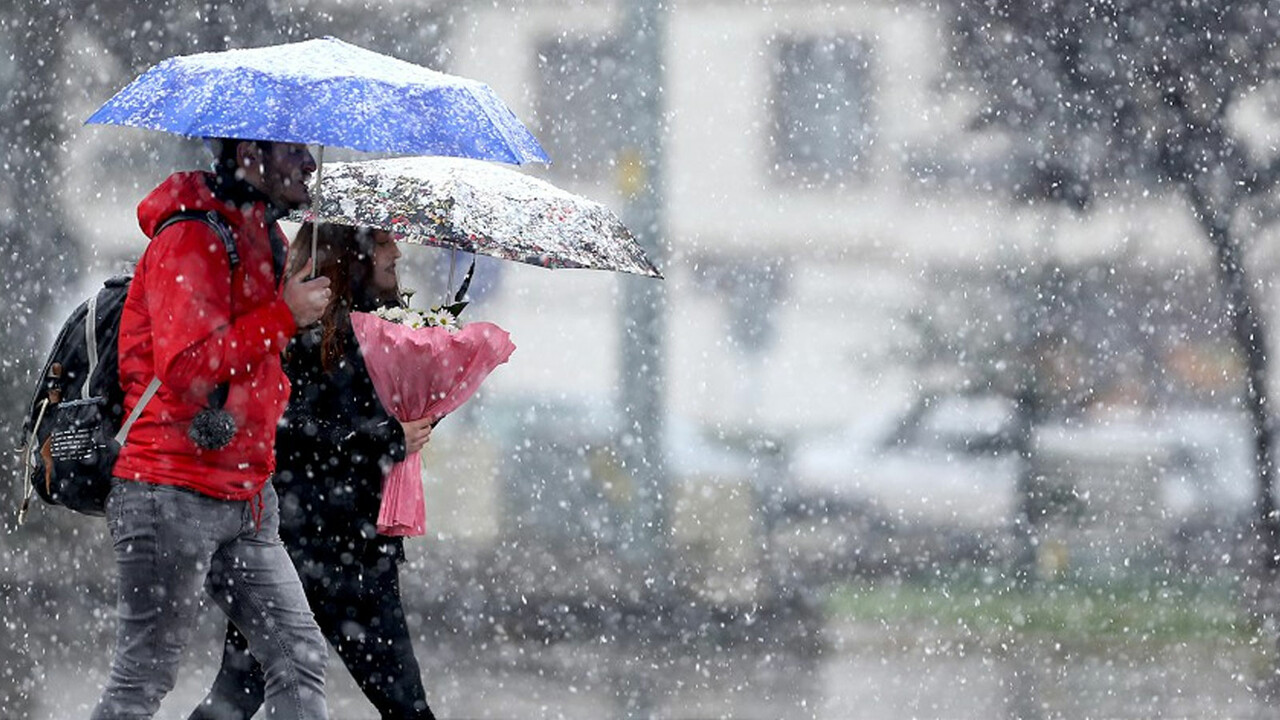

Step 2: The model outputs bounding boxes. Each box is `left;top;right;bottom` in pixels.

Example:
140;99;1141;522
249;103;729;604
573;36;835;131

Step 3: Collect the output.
255;142;316;210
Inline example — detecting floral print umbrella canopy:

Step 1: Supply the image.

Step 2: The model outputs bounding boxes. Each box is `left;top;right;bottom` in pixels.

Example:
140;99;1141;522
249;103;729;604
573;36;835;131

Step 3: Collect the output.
294;156;662;278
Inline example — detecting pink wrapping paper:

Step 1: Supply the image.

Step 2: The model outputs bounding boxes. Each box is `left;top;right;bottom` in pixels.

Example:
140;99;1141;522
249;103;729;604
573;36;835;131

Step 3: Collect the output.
351;311;515;536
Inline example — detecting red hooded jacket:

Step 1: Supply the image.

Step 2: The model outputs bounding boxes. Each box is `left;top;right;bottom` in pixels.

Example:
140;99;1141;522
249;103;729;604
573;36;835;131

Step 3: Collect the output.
113;171;297;500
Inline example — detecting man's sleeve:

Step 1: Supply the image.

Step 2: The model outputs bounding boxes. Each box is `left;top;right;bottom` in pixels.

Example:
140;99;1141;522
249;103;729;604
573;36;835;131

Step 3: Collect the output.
144;223;297;401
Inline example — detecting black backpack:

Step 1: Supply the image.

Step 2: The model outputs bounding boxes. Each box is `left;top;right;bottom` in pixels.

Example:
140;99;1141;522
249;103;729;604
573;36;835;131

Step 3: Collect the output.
18;211;238;521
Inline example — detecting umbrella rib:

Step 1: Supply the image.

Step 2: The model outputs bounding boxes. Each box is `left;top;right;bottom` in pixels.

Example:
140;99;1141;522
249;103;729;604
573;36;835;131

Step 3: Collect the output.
464;89;540;166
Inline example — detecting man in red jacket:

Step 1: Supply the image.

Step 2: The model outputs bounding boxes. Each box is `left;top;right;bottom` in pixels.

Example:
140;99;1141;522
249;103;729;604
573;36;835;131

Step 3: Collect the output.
92;138;334;720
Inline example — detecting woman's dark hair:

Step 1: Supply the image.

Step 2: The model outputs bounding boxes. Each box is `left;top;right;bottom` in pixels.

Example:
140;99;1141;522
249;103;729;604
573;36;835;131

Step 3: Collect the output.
292;222;401;372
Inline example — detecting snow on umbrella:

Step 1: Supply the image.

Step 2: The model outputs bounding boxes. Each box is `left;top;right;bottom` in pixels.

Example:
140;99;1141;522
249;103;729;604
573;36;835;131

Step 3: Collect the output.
294;155;663;278
86;36;548;165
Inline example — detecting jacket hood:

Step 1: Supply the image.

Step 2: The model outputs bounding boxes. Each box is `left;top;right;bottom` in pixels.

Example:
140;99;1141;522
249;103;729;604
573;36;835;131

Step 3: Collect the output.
137;171;267;239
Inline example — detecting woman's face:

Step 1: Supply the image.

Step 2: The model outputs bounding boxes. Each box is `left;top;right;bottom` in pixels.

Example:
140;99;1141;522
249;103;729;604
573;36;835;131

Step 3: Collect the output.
369;230;401;294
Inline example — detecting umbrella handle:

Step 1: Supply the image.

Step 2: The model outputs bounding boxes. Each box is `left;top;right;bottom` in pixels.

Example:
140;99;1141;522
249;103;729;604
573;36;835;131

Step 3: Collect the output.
311;145;325;278
446;246;457;305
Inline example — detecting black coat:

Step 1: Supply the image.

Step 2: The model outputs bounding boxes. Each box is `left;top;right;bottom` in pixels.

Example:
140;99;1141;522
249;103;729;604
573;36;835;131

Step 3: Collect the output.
274;321;406;562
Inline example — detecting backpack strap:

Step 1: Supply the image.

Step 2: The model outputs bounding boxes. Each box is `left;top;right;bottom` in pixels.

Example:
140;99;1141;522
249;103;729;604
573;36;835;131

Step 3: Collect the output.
83;291;100;399
80;284;156;443
115;377;161;445
18;398;53;524
156;210;239;269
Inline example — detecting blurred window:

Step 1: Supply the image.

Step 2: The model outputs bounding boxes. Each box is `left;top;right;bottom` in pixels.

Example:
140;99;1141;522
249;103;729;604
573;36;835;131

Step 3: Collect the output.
535;34;625;182
771;34;875;186
692;257;788;354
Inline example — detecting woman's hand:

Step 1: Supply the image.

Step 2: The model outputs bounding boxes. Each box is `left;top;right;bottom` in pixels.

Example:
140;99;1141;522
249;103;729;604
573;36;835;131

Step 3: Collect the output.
400;417;434;455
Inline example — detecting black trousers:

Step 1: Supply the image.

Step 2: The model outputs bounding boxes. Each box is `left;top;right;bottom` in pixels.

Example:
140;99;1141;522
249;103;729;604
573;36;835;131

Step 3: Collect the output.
189;542;435;720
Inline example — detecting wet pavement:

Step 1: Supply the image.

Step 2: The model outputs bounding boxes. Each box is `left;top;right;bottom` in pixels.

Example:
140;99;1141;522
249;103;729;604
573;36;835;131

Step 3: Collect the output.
22;608;1279;719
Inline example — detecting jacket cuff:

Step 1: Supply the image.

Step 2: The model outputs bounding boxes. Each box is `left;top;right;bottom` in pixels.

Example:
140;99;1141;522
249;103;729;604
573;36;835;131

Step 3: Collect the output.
255;298;298;353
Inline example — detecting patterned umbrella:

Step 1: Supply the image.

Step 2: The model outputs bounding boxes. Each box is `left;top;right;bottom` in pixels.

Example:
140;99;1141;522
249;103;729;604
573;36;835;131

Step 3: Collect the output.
293;156;662;278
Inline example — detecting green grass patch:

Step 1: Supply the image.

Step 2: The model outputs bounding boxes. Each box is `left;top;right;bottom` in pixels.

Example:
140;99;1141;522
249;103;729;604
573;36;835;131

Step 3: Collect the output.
826;574;1252;648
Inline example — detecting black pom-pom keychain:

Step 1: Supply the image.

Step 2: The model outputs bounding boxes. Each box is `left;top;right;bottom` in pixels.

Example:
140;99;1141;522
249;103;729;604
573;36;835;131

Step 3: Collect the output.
189;383;236;450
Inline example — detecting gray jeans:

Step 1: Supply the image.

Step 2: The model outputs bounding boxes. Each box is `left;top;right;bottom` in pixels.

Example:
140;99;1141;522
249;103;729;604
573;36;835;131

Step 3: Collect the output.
91;479;328;720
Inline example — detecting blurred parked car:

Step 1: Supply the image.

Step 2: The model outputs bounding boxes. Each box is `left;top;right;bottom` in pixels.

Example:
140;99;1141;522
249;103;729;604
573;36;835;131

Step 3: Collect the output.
791;393;1021;532
790;393;1254;577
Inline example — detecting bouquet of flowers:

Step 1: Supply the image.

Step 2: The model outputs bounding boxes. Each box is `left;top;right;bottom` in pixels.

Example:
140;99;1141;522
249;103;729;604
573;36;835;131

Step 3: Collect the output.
351;293;515;536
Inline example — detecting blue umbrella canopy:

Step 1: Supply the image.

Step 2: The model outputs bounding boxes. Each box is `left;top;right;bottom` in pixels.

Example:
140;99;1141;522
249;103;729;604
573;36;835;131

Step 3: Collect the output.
86;36;548;165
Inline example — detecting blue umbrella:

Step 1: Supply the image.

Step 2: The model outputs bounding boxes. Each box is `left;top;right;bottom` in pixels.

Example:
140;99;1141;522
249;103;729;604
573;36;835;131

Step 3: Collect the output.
86;36;548;165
